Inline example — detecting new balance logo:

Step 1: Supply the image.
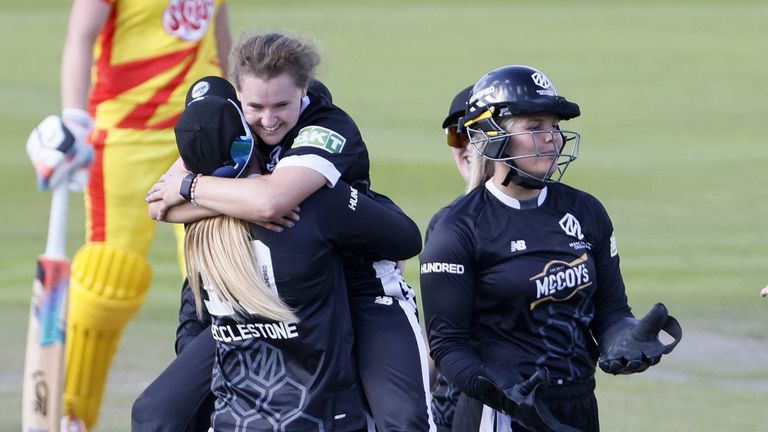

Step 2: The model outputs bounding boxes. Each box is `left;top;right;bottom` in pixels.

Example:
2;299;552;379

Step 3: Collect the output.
510;240;527;252
559;213;584;240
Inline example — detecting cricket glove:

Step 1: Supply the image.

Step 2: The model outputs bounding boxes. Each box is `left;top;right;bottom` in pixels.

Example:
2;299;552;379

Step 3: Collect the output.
27;108;94;192
477;366;579;432
598;303;683;375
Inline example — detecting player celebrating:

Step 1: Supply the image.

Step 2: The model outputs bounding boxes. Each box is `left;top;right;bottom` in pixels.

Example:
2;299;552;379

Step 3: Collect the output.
24;0;230;428
420;65;682;431
144;32;434;431
173;90;421;429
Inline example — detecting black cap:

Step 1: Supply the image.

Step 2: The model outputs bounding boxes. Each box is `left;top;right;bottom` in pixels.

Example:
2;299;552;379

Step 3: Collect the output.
441;85;473;129
175;95;254;178
185;75;240;106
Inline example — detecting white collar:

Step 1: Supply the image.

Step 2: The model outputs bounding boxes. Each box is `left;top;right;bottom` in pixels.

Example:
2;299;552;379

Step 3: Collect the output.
484;179;548;209
299;95;310;114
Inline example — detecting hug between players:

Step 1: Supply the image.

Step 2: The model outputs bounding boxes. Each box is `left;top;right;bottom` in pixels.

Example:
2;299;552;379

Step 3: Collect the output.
23;1;683;431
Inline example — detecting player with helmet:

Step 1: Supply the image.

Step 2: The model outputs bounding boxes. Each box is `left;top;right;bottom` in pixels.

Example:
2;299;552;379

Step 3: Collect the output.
25;0;231;429
421;65;682;431
144;32;435;431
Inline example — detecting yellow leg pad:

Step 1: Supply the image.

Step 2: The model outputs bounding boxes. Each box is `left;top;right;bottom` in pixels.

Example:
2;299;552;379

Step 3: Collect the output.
64;243;152;428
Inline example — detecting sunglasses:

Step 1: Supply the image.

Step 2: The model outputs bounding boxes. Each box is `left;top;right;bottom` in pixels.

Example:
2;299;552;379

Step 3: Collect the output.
211;99;255;178
445;125;470;149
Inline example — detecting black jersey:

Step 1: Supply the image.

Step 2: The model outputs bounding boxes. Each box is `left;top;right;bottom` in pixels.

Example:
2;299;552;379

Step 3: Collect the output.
257;90;412;303
177;93;413;350
258;89;370;193
420;180;633;402
207;182;421;431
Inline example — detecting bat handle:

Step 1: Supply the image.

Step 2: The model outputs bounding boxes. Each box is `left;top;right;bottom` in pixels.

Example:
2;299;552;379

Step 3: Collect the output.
44;185;70;259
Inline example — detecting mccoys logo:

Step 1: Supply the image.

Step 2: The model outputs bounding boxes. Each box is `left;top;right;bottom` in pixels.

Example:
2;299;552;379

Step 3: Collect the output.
529;253;592;310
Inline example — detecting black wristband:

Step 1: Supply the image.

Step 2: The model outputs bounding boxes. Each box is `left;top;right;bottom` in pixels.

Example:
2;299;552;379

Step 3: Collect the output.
179;173;196;201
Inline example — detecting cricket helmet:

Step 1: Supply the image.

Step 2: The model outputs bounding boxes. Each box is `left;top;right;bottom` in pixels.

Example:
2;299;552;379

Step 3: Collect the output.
462;65;581;189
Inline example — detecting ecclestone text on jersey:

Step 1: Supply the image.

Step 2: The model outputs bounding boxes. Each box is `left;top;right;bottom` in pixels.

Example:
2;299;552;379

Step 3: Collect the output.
211;321;299;343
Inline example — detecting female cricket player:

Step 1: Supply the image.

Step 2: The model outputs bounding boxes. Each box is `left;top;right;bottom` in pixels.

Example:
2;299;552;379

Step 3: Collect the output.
142;31;435;431
157;88;421;429
421;65;681;432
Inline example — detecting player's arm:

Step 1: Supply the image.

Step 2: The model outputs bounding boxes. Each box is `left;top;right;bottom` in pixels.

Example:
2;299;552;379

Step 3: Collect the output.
318;184;422;261
587;200;682;374
27;0;108;192
420;224;486;396
61;0;109;111
149;165;325;224
214;2;231;79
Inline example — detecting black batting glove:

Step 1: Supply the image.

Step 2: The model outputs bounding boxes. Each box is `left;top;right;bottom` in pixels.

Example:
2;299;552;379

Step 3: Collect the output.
599;303;683;375
477;367;579;432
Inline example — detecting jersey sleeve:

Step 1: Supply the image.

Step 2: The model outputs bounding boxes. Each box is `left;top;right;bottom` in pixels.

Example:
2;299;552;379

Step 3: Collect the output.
313;182;421;261
420;217;488;400
175;277;212;354
276;103;370;190
585;196;634;342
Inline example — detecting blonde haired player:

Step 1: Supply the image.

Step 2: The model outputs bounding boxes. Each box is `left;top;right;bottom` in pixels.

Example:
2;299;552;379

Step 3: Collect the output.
25;0;231;428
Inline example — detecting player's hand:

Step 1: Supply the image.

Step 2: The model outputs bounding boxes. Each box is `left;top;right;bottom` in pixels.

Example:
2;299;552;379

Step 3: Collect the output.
477;366;578;432
598;303;683;375
145;170;189;219
251;207;301;233
27;109;94;192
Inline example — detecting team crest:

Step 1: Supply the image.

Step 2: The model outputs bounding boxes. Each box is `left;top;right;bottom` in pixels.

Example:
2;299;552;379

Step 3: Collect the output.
294;126;346;154
163;0;215;42
559;213;584;240
531;72;557;96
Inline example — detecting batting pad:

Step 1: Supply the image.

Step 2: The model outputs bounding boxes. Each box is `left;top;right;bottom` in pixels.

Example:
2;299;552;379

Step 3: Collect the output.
64;242;151;428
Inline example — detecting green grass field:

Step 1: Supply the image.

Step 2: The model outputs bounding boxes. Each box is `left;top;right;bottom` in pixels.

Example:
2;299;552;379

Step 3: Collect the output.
2;0;767;430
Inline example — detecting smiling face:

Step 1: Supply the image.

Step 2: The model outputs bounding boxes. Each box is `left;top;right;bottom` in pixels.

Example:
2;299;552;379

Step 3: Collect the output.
237;73;307;146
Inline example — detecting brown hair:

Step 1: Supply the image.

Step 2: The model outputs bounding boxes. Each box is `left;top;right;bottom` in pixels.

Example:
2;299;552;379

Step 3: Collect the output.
230;31;320;90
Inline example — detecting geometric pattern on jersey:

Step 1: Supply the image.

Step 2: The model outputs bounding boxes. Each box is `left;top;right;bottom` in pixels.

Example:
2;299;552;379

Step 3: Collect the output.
536;290;595;381
212;341;323;431
430;373;460;427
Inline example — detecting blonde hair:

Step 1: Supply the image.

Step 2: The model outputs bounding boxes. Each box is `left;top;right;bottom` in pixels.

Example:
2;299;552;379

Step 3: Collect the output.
185;215;297;322
231;31;320;89
466;131;497;193
465;116;515;193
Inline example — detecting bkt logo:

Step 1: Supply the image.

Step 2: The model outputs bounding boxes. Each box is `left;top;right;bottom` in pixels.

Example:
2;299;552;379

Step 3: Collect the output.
559;213;584;240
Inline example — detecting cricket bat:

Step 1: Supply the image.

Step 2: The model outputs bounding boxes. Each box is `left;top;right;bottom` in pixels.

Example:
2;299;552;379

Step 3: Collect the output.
22;184;70;432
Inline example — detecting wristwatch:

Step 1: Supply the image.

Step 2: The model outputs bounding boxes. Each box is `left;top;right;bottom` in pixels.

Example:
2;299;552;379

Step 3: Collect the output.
179;173;196;201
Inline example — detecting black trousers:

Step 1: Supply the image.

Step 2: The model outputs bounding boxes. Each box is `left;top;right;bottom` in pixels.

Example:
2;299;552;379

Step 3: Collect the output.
451;377;599;432
131;330;215;432
349;296;433;432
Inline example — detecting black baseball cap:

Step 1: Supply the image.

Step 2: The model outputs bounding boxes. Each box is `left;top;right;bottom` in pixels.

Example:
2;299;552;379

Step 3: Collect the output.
441;85;473;129
175;93;254;178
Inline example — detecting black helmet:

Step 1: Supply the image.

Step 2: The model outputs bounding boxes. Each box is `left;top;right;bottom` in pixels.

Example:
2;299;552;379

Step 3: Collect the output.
463;65;581;189
464;65;580;126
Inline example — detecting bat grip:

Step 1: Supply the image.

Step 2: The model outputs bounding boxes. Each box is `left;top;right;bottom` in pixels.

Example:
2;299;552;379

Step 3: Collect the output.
44;185;70;259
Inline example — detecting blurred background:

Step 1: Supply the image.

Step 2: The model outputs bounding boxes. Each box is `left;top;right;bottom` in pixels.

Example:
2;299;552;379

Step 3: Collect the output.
1;0;766;430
